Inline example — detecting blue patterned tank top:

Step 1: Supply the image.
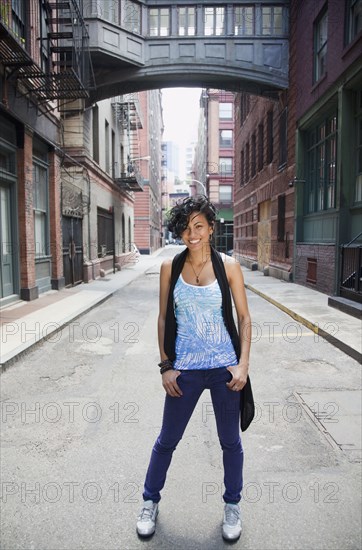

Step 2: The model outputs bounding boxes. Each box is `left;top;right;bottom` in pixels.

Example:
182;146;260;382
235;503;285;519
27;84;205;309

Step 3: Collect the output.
172;274;238;370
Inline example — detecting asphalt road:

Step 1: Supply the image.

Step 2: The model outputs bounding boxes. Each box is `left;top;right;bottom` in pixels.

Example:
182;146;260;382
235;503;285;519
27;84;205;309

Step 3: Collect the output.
1;247;361;550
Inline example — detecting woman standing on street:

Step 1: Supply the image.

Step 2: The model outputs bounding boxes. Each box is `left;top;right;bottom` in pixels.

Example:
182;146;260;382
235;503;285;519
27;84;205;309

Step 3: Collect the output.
136;195;252;541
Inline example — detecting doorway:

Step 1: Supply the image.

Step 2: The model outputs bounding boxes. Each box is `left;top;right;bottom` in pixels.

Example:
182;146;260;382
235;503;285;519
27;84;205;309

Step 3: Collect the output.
0;184;16;299
257;200;271;270
62;216;83;287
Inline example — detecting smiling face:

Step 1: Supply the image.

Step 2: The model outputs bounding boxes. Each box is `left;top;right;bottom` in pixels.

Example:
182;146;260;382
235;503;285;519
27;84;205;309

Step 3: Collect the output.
180;211;213;249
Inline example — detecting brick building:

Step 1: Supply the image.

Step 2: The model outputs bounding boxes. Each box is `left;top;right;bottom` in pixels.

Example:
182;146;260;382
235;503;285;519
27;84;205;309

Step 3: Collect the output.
134;90;164;254
0;0;91;305
193;89;236;253
233;88;295;280
0;1;146;306
292;0;362;303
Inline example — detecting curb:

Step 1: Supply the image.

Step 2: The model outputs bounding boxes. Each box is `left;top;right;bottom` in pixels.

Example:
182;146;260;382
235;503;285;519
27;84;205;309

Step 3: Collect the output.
244;283;362;364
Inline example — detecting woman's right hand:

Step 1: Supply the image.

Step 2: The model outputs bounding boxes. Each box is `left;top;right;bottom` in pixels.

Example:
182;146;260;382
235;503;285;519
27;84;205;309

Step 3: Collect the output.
162;369;183;397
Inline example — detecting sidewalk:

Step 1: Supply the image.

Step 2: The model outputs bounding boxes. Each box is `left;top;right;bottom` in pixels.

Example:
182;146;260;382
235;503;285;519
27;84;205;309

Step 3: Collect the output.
0;249;165;369
1;247;361;369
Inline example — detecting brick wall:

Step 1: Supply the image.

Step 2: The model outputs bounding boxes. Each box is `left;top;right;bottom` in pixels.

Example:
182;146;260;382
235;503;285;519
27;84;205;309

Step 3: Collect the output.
294;0;362;120
48;151;64;289
234;89;295;276
295;244;335;295
134;187;150;253
17;129;38;300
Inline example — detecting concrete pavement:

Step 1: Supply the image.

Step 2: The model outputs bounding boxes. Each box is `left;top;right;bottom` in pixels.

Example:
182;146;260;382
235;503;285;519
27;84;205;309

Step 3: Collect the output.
1;245;361;369
0;245;361;549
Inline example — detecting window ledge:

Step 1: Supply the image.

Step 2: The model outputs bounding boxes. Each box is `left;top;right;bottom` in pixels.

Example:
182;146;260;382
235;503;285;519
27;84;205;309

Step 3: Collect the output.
35;255;52;262
342;31;362;59
311;72;327;92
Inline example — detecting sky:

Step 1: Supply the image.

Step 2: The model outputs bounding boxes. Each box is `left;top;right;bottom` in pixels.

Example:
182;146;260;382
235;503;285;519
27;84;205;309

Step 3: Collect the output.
161;87;202;178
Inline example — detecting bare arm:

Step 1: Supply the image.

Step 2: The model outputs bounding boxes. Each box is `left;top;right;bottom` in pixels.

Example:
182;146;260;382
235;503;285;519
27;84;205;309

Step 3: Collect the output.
157;258;183;397
157;258;172;361
225;257;252;390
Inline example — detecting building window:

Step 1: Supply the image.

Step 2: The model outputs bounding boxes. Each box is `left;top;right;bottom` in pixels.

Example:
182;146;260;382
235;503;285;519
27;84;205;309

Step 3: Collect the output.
258;122;264;171
219;185;232;202
33;159;48;258
97;207;114;257
204;6;225;36
220;130;233;148
219;157;233;176
267;110;274;163
261;6;283;35
251;134;256;177
307;258;317;284
219;103;233;120
149;8;170;36
122;1;141;34
314;8;328;82
12;0;27;44
345;0;362;45
277;194;286;242
92;106;99;164
279;108;287;168
240;93;250;125
102;0;119;23
235;6;254;35
111;130;116;178
355;91;362;203
245;142;250;181
105;120;110;174
179;6;195;36
39;0;50;72
305;114;337;213
240;150;244;186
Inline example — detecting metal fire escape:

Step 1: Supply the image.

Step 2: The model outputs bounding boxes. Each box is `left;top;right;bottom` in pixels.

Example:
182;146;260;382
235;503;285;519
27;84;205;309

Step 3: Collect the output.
112;94;145;192
0;0;94;103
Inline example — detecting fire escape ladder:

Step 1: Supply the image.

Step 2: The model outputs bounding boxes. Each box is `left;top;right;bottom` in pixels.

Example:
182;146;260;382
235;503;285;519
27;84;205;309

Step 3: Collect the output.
112;94;144;192
0;0;94;102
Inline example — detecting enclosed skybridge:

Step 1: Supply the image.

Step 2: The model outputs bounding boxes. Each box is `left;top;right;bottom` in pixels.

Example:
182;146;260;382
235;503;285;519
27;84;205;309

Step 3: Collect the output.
83;1;289;103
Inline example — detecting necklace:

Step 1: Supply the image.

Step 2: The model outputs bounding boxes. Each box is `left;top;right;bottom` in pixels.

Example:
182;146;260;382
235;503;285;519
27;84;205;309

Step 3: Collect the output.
188;257;208;284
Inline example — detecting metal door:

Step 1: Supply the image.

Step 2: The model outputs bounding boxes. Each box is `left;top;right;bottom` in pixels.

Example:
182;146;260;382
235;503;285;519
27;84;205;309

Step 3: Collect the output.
0;184;14;298
62;216;83;287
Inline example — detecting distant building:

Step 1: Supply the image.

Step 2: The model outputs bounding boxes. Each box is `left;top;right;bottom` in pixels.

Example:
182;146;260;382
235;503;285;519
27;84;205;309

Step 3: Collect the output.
163;141;180;174
185;141;196;179
192;89;235;253
134;90;164;254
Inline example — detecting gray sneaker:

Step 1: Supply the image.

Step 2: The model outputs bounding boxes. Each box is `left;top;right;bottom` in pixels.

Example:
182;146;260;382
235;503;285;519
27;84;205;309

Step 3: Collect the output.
222;503;242;541
136;500;159;537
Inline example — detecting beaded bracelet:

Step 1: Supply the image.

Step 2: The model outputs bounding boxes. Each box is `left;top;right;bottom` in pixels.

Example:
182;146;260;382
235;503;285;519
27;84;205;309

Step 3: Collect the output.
158;359;174;375
160;365;174;375
158;359;173;369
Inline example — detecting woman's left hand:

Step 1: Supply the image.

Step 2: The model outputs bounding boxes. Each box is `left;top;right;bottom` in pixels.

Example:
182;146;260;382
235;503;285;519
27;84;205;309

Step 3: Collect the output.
226;364;248;392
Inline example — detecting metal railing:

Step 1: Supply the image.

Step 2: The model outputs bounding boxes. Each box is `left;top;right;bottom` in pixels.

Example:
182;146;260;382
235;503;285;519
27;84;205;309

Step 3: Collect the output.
340;232;362;301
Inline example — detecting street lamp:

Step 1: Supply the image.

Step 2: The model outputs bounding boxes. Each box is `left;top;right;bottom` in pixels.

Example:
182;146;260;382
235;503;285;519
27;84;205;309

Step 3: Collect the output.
127;155;150;175
130;156;151;162
188;178;207;196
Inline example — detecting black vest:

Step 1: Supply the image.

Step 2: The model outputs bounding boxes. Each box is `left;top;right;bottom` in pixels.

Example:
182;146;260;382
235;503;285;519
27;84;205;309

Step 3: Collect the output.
164;246;240;361
163;246;254;432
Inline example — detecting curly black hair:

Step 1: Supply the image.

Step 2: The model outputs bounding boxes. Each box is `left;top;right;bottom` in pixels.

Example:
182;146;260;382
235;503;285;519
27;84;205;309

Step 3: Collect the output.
166;195;218;238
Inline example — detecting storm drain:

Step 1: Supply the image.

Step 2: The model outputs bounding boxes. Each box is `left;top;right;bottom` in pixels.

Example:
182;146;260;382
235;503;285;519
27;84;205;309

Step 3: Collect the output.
295;390;362;463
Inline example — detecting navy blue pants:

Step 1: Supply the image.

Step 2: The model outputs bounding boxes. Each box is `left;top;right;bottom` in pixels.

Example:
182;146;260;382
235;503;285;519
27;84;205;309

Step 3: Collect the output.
143;367;243;504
